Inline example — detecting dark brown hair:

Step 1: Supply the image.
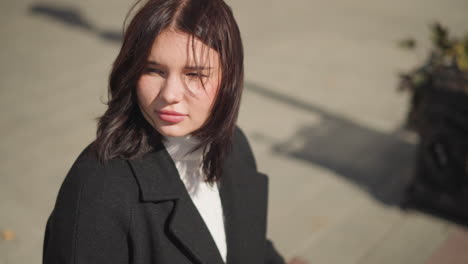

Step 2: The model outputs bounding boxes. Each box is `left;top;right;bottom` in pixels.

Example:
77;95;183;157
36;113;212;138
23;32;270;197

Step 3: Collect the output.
93;0;244;183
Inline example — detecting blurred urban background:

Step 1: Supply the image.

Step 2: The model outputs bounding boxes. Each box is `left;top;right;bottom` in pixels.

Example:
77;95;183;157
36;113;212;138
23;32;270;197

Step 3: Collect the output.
1;0;468;263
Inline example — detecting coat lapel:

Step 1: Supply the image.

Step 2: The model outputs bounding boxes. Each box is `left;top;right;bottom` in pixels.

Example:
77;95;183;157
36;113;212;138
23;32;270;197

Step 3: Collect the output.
127;141;225;264
127;137;268;264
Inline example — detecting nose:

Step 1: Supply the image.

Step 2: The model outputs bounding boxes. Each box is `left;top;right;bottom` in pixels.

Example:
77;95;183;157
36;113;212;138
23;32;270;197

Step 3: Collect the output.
159;74;184;104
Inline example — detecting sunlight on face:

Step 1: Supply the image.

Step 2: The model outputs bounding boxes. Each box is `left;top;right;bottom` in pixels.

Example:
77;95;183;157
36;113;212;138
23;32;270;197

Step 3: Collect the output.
136;29;221;137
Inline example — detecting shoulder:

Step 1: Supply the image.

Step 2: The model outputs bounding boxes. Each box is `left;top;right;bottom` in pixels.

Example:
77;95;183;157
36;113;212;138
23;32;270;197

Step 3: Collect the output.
45;143;137;259
53;142;139;215
232;125;257;170
230;126;269;187
64;142;136;185
230;126;269;198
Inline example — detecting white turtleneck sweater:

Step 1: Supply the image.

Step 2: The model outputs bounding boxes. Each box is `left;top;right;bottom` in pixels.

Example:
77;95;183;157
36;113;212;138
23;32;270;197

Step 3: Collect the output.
162;135;227;263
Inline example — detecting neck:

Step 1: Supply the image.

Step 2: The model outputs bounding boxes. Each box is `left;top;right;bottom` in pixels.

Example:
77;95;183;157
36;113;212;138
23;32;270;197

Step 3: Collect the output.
162;134;203;161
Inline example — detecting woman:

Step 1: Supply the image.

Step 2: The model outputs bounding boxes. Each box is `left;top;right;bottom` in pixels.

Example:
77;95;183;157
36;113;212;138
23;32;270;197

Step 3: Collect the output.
43;0;291;263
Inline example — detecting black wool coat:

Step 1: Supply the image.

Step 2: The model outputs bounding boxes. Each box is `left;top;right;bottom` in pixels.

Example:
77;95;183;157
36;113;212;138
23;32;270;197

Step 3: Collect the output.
42;127;286;264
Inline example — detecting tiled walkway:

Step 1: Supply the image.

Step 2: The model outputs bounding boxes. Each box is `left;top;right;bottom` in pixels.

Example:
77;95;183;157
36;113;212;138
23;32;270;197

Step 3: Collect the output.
1;0;467;263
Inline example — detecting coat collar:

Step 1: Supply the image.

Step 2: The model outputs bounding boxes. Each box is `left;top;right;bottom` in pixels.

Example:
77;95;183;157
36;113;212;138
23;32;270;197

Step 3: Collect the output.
127;137;266;264
128;140;225;264
127;140;183;202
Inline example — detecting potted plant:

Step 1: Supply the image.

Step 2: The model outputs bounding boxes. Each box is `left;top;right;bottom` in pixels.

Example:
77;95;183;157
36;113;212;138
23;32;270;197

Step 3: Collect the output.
398;23;468;224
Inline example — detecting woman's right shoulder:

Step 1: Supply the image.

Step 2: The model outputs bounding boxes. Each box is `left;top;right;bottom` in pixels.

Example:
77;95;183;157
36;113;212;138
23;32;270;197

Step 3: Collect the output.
65;141;106;182
45;142;138;259
68;141;133;178
55;141;139;207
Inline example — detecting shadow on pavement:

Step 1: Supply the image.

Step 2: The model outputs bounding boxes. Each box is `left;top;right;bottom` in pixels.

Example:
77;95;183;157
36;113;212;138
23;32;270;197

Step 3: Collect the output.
245;81;415;206
28;3;122;43
247;81;468;226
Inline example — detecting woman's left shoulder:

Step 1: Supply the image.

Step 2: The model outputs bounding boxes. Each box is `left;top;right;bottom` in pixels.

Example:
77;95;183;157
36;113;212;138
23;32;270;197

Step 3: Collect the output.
232;126;258;170
229;126;270;184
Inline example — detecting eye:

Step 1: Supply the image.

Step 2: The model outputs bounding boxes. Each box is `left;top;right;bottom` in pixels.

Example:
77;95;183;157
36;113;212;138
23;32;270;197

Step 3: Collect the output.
186;72;208;78
145;67;165;76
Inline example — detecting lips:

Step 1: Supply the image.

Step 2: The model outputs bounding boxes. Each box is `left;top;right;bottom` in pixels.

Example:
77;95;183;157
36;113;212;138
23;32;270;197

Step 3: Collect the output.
156;110;187;123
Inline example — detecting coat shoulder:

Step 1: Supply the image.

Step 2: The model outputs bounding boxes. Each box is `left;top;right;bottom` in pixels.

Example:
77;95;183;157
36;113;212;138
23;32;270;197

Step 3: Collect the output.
65;141;137;186
44;142;137;262
233;126;257;170
53;142;139;216
231;126;269;187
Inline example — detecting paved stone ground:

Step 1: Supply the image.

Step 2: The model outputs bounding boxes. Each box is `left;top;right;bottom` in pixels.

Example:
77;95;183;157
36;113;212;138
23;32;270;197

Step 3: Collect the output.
1;0;468;263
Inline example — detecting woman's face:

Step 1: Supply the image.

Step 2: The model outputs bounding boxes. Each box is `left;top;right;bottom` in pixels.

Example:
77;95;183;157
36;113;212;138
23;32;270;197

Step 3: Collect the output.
136;29;221;137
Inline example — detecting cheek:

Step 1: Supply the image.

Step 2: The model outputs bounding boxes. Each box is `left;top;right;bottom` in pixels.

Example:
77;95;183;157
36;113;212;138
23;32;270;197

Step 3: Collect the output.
206;79;220;108
137;76;160;106
192;81;220;118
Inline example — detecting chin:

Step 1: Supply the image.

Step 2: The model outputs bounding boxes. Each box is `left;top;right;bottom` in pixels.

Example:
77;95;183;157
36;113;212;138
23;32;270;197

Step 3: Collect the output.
156;125;192;137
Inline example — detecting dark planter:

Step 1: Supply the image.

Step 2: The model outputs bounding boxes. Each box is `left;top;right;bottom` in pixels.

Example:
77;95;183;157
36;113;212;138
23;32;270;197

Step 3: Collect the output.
403;66;468;225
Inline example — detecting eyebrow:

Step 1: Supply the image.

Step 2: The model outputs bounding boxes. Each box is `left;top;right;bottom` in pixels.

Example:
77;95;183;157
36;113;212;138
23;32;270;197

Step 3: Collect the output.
147;60;213;70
